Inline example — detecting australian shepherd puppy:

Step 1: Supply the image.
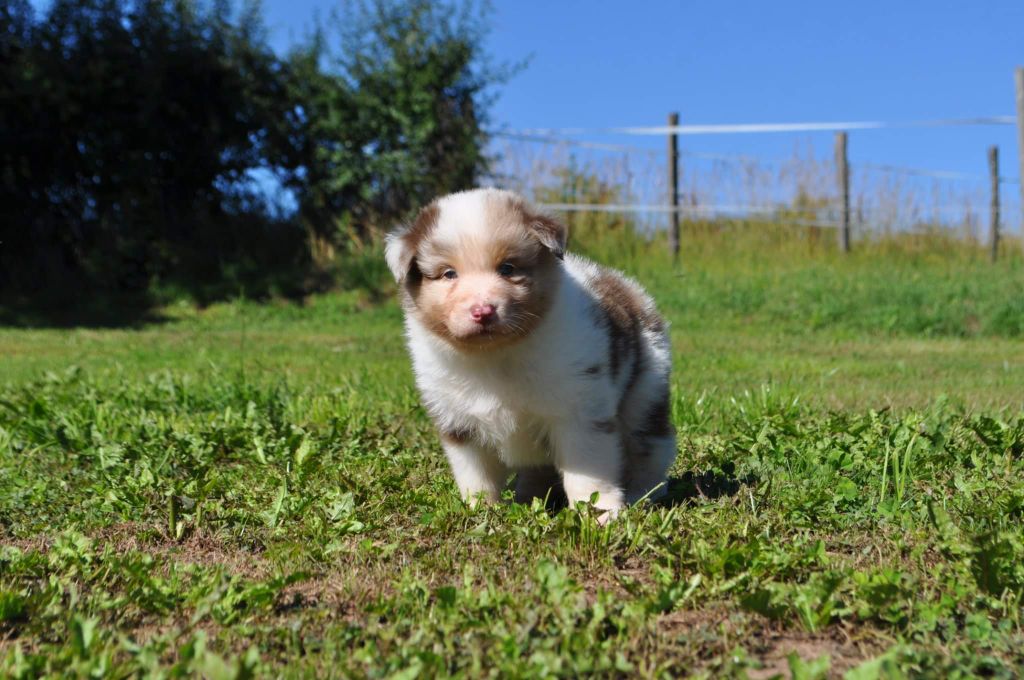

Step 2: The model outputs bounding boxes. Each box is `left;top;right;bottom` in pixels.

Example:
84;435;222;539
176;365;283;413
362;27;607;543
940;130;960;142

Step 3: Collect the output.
385;188;676;519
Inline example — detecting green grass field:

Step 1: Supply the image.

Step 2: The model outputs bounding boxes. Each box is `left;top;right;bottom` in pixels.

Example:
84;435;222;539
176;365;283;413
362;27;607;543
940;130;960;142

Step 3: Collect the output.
2;236;1024;678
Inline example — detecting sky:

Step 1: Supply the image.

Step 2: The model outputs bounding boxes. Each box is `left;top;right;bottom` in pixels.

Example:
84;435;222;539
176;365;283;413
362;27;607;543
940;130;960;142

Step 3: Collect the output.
257;0;1024;187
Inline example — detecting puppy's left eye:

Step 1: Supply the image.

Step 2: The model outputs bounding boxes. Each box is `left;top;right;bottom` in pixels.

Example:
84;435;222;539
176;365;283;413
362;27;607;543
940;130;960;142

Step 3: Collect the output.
497;262;516;277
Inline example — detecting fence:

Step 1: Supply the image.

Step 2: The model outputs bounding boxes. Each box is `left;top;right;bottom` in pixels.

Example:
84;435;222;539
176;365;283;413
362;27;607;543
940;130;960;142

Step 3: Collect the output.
488;66;1024;262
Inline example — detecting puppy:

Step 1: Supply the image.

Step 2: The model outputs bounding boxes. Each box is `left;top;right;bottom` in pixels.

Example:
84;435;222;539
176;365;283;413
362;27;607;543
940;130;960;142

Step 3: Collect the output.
385;188;676;518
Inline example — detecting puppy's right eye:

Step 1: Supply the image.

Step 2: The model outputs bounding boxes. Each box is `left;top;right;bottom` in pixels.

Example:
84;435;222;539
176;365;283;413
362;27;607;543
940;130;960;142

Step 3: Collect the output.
442;269;458;280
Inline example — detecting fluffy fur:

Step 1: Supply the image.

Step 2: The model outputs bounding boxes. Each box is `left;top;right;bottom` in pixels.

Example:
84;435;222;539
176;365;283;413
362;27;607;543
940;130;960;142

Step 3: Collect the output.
385;188;676;517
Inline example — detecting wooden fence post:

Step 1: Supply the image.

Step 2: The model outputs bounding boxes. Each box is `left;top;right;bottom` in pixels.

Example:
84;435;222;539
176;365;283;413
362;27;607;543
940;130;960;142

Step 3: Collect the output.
667;112;680;260
835;131;850;253
1015;68;1024;236
989;146;1000;263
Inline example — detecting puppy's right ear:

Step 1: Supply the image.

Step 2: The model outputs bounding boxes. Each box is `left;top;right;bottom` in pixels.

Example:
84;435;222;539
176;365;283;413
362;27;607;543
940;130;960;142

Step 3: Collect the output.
385;203;440;283
384;228;414;283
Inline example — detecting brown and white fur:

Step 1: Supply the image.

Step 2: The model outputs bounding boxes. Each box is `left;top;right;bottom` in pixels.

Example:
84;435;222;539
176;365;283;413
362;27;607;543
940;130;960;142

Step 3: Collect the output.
385;188;676;518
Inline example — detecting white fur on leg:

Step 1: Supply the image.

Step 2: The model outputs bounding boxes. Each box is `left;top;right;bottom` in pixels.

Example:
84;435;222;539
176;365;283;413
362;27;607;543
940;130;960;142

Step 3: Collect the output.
551;423;625;514
442;439;509;506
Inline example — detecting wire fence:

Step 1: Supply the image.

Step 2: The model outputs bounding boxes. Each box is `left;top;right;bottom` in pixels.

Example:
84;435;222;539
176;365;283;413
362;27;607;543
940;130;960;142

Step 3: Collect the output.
486;112;1024;247
510;115;1017;136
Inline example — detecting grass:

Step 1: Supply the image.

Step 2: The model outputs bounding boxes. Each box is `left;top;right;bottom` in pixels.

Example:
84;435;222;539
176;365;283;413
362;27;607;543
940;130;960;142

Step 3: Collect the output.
1;232;1024;677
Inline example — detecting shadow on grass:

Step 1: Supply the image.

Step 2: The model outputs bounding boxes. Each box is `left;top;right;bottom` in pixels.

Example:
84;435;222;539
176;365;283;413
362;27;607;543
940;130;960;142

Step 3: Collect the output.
658;469;754;507
509;466;752;515
0;293;172;329
0;247;390;330
0;260;321;329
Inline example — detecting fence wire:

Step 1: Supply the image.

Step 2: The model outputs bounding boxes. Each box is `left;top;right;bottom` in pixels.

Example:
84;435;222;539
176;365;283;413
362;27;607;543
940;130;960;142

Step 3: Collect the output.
488;124;1024;239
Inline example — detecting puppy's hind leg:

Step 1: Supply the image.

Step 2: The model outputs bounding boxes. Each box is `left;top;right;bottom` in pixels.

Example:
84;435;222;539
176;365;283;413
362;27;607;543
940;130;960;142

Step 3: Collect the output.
622;387;677;504
625;434;677;504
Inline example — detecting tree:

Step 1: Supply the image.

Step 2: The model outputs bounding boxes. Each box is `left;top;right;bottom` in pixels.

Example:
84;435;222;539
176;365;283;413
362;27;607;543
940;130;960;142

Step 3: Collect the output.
0;0;303;301
0;0;515;318
278;0;513;244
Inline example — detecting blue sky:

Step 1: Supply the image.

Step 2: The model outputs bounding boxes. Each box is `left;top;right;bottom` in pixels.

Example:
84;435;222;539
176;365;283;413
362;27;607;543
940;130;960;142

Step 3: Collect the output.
259;1;1023;201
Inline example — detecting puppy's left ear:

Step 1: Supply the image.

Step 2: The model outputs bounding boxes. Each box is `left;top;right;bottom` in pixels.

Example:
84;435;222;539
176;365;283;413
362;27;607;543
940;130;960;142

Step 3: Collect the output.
529;213;568;260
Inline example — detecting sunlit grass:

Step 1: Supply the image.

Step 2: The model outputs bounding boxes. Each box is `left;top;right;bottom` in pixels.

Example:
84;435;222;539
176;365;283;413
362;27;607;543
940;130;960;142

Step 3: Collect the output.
1;228;1023;676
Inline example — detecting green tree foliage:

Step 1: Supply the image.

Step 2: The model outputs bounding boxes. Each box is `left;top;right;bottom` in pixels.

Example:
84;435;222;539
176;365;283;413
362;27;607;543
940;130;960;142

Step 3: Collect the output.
1;0;301;301
277;0;509;244
0;0;506;320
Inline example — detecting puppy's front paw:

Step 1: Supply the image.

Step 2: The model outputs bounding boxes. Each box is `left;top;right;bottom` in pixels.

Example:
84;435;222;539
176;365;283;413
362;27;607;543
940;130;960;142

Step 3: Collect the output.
461;489;500;509
596;506;620;526
562;472;624;515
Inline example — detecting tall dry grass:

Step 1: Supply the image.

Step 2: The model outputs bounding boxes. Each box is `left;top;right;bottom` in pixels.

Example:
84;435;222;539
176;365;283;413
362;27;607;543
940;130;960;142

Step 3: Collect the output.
488;138;1023;266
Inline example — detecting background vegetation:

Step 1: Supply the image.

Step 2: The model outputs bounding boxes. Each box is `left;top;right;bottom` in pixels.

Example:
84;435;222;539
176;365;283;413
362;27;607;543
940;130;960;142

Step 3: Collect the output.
1;0;505;320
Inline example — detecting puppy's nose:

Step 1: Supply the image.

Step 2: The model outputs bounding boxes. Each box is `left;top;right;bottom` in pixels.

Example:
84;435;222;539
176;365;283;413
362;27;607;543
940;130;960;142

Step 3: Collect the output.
470;303;496;324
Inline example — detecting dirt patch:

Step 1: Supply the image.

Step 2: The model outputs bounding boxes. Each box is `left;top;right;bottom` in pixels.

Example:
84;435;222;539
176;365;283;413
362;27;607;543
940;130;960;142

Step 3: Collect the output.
660;605;733;633
2;522;272;579
746;623;881;679
274;571;372;619
0;533;52;554
660;606;883;678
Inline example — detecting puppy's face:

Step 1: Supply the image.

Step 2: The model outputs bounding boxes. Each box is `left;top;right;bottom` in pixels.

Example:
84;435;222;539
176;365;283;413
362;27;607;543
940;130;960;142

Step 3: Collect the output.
386;190;567;350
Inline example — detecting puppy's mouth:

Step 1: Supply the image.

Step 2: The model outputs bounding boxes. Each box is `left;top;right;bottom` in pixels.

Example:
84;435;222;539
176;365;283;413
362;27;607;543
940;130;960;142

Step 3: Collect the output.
445;313;527;348
454;319;509;340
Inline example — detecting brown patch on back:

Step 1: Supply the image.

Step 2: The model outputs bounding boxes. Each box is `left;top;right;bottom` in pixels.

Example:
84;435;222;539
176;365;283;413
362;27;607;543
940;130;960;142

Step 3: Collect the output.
640;307;665;334
590;270;644;382
593;269;665;335
589;269;669;415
